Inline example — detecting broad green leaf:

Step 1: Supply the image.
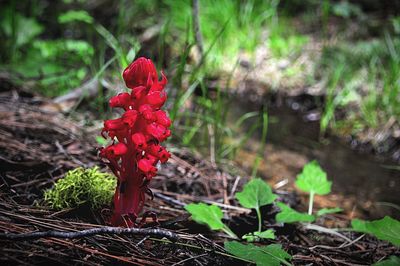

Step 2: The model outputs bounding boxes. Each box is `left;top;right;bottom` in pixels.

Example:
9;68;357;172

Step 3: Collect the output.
235;178;277;210
373;256;400;266
317;207;343;216
295;161;332;195
351;216;400;246
225;241;291;266
276;202;315;223
242;229;276;242
185;203;224;230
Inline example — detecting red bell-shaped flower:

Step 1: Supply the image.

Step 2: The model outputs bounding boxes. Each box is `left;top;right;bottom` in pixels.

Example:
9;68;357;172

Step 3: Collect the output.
109;92;132;110
122;110;138;128
123;57;158;89
131;132;147;150
154;110;171;127
100;142;128;159
138;158;157;178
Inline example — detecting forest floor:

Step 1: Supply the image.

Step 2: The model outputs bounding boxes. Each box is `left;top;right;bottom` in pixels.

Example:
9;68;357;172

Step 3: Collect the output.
0;86;398;265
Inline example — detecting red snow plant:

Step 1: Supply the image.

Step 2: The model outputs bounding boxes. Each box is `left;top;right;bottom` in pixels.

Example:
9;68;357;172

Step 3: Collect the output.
100;57;171;227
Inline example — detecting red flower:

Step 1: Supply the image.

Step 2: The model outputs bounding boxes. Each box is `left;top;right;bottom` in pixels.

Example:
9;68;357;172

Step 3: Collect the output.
123;57;158;89
100;57;171;227
138;159;157;178
109;92;132;110
100;143;128;160
131;132;147;150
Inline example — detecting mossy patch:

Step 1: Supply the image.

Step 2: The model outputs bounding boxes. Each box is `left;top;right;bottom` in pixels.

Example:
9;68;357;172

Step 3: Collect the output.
44;167;116;210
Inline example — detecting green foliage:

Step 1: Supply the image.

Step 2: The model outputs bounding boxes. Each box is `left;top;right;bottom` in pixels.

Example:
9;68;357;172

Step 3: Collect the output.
316;207;343;216
0;8;43;49
235;178;277;210
44;167;116;210
317;37;400;134
331;1;364;19
58;10;94;24
185;203;225;230
351;216;400;247
225;241;292;266
242;229;275;242
275;202;315;224
95;136;108;146
161;0;279;69
0;5;96;97
295;160;332;215
373;256;400;266
235;178;277;232
295;160;332;196
184;203;238;238
268;34;309;58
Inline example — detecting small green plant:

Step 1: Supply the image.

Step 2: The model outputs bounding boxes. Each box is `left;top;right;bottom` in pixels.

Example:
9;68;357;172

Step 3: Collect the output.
185;178;278;242
235;178;277;233
185;162;399;265
277;160;342;224
44;167;116;210
295;160;332;215
351;216;400;247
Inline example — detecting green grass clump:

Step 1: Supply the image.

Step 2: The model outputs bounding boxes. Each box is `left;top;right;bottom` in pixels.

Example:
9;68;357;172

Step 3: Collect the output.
44;167;116;210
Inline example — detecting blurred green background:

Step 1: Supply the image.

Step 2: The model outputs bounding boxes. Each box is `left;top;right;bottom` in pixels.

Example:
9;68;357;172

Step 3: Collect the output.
1;0;399;165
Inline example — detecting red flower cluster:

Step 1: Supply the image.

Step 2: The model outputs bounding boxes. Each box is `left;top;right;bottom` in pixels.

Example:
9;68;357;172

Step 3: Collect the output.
100;57;171;227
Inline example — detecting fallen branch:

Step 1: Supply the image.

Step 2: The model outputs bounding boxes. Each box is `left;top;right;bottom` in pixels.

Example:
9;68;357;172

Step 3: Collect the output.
0;227;179;241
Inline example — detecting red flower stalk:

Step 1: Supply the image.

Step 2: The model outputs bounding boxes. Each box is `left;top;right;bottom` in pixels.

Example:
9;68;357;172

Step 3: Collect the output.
100;57;171;227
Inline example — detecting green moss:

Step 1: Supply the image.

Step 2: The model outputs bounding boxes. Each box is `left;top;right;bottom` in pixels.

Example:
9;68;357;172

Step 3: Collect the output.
44;167;116;210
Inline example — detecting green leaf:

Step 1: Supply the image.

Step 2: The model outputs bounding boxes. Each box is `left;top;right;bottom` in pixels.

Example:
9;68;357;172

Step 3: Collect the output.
235;178;277;210
58;10;94;24
316;207;343;216
225;241;291;266
295;161;332;195
185;203;224;230
256;229;276;240
351;216;400;247
373;256;400;266
0;9;43;48
242;229;276;242
276;202;315;223
95;136;108;146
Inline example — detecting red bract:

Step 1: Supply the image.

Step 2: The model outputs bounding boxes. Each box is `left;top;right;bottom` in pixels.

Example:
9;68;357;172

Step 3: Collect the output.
100;57;171;227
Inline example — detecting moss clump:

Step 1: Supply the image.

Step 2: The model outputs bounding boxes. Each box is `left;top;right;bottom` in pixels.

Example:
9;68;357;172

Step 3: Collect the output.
44;167;116;210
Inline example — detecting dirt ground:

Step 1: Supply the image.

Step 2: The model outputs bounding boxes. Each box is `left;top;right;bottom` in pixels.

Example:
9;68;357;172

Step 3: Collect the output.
0;87;398;265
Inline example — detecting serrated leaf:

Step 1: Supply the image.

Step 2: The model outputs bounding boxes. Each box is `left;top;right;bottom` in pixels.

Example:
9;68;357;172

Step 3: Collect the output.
295;160;332;195
235;178;277;210
317;207;343;216
373;256;400;266
225;241;291;266
185;203;224;230
351;216;400;246
276;202;315;223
